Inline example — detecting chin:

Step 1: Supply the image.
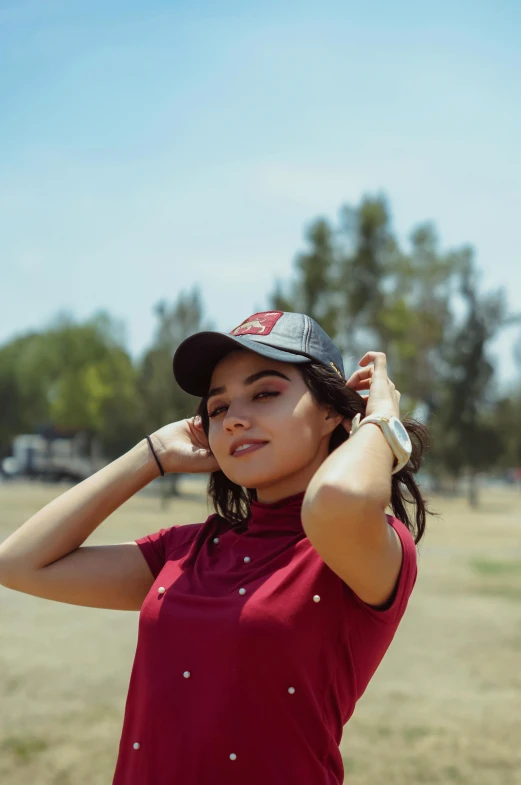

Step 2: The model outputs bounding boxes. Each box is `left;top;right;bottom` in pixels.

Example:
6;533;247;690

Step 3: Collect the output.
223;465;282;488
227;472;277;489
229;460;306;489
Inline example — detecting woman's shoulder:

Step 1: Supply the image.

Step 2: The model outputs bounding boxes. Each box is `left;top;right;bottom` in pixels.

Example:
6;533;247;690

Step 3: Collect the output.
385;513;418;555
341;513;418;626
134;513;220;578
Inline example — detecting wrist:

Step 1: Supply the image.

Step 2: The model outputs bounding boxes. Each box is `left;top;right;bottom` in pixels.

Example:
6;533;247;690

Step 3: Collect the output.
352;412;411;475
129;439;163;484
355;421;396;463
143;435;166;478
339;422;394;507
364;408;400;420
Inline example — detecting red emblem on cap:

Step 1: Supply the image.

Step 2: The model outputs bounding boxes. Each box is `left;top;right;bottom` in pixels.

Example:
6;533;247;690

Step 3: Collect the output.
229;311;284;336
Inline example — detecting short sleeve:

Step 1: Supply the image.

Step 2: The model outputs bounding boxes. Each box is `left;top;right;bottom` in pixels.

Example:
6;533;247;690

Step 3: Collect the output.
340;516;418;699
348;514;418;624
135;526;181;579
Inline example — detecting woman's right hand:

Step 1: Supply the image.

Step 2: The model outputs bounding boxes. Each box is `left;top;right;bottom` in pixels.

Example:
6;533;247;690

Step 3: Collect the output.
147;417;220;475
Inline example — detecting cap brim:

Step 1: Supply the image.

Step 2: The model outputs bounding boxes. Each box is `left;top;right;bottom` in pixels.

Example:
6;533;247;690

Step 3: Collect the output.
173;332;311;396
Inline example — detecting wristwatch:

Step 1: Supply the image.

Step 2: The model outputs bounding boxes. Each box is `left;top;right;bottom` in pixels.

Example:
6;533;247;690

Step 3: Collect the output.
350;412;412;474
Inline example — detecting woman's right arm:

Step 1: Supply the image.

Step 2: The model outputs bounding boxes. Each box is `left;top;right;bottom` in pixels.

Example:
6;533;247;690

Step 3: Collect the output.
0;437;163;611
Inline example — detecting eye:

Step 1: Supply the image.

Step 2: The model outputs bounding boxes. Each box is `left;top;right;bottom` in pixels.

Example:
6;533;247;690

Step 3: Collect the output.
208;391;279;418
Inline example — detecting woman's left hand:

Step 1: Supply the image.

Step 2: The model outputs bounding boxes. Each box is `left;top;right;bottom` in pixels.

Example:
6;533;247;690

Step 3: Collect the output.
343;351;401;432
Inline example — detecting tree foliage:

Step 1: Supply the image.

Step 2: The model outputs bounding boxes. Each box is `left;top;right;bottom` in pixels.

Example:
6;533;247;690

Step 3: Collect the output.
270;193;521;503
1;197;520;506
0;288;212;472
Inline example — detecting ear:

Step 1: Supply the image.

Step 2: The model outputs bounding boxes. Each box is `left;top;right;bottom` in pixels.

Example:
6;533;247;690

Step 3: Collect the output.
323;406;345;435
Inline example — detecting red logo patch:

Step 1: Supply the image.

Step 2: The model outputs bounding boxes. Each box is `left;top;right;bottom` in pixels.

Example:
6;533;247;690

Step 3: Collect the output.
229;311;284;337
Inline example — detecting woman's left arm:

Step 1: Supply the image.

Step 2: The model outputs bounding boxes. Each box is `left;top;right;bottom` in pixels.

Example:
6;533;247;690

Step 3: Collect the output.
302;351;405;608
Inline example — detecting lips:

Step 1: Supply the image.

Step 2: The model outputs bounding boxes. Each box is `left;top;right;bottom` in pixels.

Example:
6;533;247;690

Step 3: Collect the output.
231;442;268;457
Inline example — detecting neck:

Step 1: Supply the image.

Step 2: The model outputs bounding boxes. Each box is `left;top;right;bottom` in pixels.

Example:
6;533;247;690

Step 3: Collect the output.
255;486;307;505
252;436;331;504
248;489;305;533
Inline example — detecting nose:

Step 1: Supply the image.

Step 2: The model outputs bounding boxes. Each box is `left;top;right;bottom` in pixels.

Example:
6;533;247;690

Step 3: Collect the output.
222;402;251;432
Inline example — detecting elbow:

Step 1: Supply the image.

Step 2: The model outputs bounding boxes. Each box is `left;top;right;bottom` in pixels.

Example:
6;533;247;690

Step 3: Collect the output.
0;556;18;589
0;551;30;591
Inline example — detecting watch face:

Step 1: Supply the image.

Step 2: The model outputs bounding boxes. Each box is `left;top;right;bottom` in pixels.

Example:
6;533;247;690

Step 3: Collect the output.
391;417;412;451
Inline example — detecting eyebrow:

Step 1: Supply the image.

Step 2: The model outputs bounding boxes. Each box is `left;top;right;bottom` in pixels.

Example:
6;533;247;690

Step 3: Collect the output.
207;370;291;401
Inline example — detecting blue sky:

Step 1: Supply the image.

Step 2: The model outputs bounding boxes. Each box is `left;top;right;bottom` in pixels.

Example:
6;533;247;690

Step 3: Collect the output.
1;0;520;387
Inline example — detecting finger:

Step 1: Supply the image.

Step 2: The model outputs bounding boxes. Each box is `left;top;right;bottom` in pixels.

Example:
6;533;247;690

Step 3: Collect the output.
345;367;374;387
350;378;372;390
355;377;396;392
359;352;387;375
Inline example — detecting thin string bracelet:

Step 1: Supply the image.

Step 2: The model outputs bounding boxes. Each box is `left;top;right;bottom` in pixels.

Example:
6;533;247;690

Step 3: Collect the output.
145;435;165;476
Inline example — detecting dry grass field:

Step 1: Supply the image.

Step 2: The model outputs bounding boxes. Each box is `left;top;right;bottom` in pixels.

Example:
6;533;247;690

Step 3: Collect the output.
1;479;521;784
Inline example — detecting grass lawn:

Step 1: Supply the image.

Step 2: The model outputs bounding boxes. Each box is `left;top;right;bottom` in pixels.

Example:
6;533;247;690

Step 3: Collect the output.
1;479;520;784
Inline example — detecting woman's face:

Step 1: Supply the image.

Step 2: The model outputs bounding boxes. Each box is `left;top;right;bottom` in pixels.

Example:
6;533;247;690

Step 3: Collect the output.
206;349;343;502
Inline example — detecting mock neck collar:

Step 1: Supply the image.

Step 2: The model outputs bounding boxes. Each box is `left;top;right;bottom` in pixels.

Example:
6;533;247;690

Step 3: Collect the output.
246;491;306;534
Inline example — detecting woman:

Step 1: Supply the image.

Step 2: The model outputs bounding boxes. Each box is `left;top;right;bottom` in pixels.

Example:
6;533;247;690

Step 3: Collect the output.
0;310;432;784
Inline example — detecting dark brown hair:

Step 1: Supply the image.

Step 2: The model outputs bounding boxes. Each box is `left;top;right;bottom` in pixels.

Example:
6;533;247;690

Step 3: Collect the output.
195;360;434;544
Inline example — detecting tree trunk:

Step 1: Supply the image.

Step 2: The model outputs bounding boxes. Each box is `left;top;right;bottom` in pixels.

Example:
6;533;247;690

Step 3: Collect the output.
160;473;181;511
430;472;442;493
468;470;479;508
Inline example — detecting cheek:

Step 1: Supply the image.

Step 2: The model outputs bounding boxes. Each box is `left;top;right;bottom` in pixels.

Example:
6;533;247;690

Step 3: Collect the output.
208;422;238;459
270;402;323;458
207;425;221;454
206;394;322;460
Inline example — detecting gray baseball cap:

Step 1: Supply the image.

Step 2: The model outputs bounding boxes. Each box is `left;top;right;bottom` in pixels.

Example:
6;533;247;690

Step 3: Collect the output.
173;310;346;397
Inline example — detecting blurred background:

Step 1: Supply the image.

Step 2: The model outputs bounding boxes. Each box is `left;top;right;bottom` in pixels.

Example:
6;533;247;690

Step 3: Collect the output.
1;1;521;783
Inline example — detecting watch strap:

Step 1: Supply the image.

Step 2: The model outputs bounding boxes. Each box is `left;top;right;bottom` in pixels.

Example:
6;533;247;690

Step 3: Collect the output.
350;413;410;474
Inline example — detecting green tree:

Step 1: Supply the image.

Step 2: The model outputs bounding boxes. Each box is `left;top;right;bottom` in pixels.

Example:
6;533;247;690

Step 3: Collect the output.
0;310;143;465
272;217;338;337
0;333;42;457
336;195;399;355
269;193;519;503
378;224;466;414
419;255;518;504
270;195;463;412
489;387;521;474
137;286;214;505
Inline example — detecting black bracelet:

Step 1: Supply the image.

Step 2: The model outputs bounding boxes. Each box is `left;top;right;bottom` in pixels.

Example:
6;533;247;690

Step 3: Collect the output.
145;435;165;477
